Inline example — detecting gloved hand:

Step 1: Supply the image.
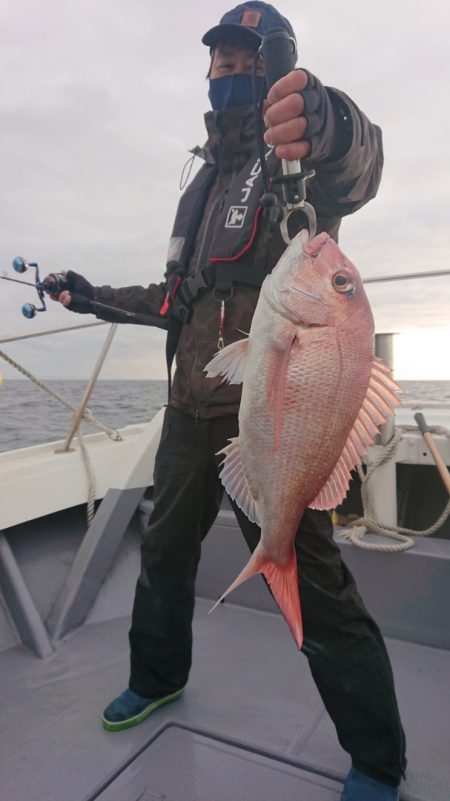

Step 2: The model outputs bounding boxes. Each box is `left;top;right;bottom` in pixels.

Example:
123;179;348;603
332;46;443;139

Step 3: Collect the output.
54;271;95;314
263;69;352;162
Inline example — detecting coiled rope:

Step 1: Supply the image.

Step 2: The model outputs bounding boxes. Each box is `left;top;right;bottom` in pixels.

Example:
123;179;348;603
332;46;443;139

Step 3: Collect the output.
338;424;450;552
0;349;122;526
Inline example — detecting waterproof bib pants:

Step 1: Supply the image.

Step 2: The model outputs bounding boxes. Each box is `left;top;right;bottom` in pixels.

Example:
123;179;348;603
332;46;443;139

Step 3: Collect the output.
129;406;406;788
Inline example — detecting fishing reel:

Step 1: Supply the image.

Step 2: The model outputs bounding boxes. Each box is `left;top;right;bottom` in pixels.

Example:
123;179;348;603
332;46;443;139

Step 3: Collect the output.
3;258;70;318
2;257;169;328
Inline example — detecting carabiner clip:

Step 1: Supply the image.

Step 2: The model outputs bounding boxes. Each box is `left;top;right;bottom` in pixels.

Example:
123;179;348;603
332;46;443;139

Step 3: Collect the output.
279;201;317;245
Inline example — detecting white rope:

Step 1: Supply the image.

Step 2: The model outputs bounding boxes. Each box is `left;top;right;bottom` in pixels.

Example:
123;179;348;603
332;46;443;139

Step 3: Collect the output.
0;349;122;440
0;348;122;526
399;423;450;437
338;424;450;552
77;429;96;526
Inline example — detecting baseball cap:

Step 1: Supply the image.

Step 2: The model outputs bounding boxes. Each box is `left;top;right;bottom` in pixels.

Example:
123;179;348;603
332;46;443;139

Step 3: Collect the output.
202;2;296;51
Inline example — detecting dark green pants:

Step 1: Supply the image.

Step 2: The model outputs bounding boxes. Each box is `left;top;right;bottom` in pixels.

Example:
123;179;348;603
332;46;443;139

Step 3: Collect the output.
129;406;406;787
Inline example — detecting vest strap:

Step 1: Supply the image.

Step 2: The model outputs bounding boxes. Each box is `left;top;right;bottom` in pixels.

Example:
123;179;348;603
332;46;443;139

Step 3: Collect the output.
172;261;269;323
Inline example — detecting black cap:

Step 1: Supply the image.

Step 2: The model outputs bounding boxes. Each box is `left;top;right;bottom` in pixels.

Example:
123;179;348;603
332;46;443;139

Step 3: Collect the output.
202;2;296;51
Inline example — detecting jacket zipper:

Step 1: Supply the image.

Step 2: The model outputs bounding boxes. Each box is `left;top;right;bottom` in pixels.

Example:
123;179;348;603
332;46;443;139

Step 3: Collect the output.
188;188;228;413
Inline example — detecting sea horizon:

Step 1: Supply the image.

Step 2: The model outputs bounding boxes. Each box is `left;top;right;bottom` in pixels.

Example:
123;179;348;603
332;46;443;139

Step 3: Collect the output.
1;378;449;454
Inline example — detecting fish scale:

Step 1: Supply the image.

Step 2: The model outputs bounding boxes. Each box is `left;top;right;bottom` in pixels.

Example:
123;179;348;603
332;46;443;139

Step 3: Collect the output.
205;230;401;647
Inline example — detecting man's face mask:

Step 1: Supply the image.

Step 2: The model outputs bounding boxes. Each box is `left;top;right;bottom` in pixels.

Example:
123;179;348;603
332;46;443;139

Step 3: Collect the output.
208;74;266;110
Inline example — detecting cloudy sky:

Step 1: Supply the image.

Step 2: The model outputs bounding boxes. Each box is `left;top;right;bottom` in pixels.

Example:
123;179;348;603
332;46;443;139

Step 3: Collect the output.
0;0;449;382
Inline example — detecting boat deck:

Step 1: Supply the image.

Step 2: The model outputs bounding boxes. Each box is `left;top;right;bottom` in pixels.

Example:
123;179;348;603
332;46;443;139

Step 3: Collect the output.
1;598;449;801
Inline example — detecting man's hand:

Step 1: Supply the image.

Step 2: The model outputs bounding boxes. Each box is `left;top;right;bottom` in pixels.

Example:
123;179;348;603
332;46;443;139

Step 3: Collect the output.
57;289;72;307
50;270;95;314
263;69;310;161
263;69;349;163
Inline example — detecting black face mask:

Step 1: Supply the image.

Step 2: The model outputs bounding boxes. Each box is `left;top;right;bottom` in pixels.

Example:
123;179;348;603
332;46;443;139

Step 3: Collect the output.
208;74;266;109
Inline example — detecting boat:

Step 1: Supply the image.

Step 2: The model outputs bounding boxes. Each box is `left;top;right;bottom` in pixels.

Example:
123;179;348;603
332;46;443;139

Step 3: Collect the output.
0;315;449;801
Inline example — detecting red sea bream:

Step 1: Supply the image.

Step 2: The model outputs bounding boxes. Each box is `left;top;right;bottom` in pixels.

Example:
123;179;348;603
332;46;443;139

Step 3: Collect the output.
205;230;401;649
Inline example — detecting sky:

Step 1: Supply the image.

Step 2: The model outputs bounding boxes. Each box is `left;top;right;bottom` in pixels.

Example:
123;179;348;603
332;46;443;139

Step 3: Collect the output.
0;0;449;382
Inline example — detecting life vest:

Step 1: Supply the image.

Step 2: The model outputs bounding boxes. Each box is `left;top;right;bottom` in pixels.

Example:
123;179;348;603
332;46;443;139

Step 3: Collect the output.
161;146;278;323
162;146;279;388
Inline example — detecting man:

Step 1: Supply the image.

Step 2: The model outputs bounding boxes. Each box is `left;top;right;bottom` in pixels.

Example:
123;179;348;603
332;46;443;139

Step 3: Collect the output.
55;4;406;799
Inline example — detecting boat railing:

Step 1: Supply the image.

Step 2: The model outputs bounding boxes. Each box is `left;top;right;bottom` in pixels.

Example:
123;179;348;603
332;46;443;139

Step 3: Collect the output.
1;269;450;450
0;293;449;552
402;399;450;410
0;321;121;451
1;265;450;451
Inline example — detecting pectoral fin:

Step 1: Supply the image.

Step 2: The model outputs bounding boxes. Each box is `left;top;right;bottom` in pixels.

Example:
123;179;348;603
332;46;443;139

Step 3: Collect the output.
204;337;249;385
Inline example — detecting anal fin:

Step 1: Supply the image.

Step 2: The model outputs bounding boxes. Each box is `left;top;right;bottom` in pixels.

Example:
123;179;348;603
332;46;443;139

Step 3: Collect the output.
218;437;259;525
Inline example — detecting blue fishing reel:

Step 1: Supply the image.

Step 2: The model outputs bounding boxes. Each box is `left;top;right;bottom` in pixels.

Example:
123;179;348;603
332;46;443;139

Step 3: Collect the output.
1;257;70;318
12;257;46;318
2;257;164;326
12;257;28;274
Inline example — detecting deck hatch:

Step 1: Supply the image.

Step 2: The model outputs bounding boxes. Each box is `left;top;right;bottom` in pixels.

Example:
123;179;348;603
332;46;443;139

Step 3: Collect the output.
94;725;342;801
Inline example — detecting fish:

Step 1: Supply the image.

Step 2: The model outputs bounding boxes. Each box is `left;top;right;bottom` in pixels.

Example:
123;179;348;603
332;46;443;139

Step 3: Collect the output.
205;230;402;649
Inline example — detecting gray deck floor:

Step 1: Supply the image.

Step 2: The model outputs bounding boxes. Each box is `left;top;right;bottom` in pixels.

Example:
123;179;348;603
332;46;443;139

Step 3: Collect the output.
1;598;449;801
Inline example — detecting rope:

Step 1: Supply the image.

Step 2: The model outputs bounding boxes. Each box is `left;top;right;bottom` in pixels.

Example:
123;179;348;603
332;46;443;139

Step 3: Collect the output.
0;349;122;440
338;424;450;551
77;429;96;526
0;348;122;527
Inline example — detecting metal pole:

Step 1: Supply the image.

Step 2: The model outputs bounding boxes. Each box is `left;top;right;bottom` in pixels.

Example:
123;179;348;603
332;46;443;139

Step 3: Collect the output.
57;324;118;453
375;333;395;445
364;268;450;284
370;333;397;527
375;332;394;369
0;321;107;345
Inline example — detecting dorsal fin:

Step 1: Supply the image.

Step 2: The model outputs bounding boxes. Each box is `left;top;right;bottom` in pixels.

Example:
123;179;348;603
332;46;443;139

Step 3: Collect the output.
309;358;402;510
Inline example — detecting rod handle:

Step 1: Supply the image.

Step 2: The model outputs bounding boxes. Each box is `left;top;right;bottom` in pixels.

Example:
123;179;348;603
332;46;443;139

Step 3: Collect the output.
260;30;297;90
415;413;450;496
414;412;429;434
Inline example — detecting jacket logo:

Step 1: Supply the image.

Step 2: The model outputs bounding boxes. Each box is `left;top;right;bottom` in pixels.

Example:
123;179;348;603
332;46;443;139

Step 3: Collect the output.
240;147;274;203
225;206;248;228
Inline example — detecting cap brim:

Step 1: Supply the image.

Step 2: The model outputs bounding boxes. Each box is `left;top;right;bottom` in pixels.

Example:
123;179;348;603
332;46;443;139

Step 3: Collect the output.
202;23;262;49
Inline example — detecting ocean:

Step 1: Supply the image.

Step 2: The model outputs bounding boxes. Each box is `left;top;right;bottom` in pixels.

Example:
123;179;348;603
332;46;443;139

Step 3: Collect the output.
1;379;450;454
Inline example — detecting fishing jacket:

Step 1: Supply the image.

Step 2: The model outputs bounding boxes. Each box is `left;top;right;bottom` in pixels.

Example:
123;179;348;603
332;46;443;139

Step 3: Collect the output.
92;89;383;420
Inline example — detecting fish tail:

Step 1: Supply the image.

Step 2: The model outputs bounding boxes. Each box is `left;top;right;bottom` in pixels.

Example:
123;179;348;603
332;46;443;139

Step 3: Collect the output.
262;552;303;650
209;546;303;650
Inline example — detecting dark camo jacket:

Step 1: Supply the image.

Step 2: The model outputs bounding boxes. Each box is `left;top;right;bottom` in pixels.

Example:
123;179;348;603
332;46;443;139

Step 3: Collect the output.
93;90;383;420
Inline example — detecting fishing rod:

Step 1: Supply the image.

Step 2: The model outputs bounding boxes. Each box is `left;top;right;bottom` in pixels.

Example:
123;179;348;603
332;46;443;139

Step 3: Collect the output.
3;255;448;324
256;30;317;244
0;257;168;329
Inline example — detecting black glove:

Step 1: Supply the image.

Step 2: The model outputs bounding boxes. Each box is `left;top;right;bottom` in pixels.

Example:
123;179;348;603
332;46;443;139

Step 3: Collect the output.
301;71;353;162
63;271;95;314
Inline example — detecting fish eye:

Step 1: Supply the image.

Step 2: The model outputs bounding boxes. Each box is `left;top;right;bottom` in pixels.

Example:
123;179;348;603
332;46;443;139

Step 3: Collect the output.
332;272;355;295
